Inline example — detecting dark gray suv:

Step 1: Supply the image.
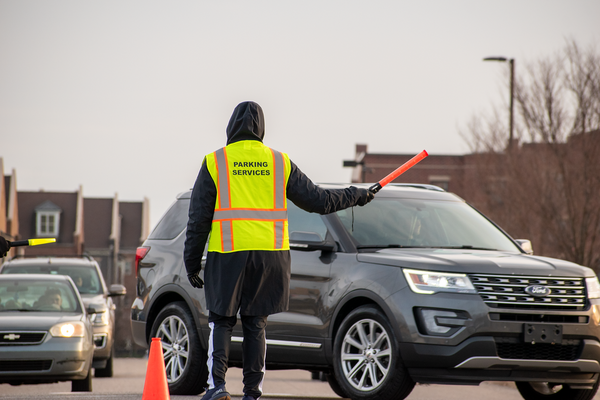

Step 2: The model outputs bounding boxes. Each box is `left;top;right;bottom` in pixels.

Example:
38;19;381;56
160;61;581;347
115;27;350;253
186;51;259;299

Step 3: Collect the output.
131;184;600;400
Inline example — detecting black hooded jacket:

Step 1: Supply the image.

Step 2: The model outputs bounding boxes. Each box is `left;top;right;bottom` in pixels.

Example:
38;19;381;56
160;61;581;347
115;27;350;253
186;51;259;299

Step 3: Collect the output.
184;101;368;316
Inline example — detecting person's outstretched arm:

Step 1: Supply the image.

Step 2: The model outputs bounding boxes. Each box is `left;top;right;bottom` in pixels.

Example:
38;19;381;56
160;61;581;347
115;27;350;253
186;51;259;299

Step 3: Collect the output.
286;161;373;214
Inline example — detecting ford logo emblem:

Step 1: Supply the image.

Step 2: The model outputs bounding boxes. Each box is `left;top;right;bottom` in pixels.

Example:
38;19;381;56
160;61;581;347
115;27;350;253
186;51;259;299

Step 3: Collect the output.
525;285;551;297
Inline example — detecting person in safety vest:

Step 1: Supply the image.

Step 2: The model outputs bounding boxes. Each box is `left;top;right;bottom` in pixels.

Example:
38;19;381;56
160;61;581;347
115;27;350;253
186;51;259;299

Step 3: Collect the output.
184;101;374;400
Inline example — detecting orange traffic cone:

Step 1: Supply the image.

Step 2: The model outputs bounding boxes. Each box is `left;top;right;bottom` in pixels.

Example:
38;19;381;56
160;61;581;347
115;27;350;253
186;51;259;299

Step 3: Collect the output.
142;337;170;400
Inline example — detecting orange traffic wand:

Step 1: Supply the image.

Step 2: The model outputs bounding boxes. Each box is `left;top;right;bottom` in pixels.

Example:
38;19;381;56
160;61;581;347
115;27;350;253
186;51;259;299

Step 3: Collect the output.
142;337;170;400
369;150;429;194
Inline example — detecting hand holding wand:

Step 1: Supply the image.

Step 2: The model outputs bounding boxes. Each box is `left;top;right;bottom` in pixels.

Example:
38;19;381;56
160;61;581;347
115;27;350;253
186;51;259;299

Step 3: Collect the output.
369;150;429;194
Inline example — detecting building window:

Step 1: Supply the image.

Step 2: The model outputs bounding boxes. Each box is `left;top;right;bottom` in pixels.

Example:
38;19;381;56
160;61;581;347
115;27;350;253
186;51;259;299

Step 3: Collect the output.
35;200;62;238
429;175;450;191
37;211;60;237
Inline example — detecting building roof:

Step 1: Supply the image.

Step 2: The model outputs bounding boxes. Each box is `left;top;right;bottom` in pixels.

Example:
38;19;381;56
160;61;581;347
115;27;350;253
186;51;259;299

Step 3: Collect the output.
34;200;62;212
18;191;79;244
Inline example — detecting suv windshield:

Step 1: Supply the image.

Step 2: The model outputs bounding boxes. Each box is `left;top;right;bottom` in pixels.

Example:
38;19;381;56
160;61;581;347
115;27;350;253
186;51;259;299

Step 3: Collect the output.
336;198;521;252
2;264;103;295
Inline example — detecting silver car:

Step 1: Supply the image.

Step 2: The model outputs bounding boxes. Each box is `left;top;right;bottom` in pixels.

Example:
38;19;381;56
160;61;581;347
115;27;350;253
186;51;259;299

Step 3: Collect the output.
0;274;94;391
0;256;126;377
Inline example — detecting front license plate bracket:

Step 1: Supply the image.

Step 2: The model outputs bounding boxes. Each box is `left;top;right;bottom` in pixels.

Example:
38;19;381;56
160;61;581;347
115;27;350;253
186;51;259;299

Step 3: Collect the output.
523;323;563;344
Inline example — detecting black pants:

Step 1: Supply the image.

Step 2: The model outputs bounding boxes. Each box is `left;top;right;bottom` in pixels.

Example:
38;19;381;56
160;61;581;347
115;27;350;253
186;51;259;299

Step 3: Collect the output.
207;311;268;398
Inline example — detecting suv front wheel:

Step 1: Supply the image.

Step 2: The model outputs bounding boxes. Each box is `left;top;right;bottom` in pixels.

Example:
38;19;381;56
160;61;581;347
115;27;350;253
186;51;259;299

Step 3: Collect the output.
150;301;207;395
515;380;600;400
332;305;415;400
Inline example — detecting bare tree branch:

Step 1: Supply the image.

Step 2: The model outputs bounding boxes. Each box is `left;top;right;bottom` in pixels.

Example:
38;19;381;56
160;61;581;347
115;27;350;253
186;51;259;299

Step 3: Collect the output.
462;40;600;272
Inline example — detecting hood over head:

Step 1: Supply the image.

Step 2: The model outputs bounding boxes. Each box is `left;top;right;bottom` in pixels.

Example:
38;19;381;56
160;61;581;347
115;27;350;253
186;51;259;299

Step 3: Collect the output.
226;101;265;144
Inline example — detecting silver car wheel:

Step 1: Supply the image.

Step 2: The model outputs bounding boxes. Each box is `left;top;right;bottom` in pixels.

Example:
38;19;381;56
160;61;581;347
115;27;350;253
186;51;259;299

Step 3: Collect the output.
341;317;392;391
156;315;190;384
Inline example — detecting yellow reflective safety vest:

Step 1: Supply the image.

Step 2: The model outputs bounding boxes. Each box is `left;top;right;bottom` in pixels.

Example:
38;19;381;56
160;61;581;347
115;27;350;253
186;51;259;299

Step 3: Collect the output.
205;140;292;253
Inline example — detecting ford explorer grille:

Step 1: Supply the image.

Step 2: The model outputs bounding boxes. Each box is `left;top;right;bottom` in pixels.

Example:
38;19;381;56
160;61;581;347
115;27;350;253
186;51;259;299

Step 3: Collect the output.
469;274;587;310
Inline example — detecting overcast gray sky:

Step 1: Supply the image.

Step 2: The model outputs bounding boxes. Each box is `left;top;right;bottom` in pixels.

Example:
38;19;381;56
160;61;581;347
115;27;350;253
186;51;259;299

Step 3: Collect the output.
1;1;598;228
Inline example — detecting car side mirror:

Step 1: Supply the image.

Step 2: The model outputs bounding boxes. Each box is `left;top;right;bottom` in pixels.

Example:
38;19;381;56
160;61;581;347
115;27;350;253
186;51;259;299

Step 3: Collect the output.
87;302;108;315
515;239;533;255
289;231;335;252
108;284;127;297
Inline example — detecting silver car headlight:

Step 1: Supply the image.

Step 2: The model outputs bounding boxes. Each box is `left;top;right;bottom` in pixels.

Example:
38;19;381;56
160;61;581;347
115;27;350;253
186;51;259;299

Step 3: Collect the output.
50;321;86;338
89;311;109;326
586;276;600;299
404;269;477;294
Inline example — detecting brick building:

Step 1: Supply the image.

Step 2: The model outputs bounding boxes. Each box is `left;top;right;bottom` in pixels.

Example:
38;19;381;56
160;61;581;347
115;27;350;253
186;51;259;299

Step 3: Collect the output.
0;158;19;258
17;188;85;257
344;144;478;199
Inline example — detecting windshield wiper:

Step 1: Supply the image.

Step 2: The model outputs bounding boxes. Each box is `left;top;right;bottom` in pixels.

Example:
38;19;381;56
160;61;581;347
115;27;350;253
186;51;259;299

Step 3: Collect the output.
0;309;37;312
434;245;499;251
356;244;425;249
356;245;500;251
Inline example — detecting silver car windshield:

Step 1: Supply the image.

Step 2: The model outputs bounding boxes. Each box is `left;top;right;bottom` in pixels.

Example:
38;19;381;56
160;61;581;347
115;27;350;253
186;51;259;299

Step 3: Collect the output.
336;198;521;252
0;279;81;313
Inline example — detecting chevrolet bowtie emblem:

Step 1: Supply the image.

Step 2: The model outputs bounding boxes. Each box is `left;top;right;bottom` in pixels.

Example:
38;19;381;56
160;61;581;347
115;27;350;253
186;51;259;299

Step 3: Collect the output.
3;334;21;340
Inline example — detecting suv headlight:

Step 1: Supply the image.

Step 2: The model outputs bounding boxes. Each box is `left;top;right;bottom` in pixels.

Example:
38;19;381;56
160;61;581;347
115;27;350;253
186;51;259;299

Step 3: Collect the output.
89;311;109;326
50;321;86;338
404;269;477;294
586;276;600;299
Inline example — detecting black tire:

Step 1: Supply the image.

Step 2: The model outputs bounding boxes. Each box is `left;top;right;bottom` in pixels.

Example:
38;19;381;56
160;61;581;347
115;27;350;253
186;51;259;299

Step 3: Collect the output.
332;305;415;400
72;364;92;392
150;301;207;395
94;347;114;378
326;372;349;398
515;380;600;400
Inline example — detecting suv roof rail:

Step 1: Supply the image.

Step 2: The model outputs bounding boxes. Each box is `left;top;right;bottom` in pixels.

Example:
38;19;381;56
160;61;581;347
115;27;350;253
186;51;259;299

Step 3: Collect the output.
387;183;446;192
6;254;96;261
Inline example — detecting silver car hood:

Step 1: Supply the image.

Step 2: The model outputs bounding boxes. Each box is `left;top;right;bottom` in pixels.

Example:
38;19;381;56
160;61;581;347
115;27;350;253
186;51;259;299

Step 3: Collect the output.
0;313;84;330
357;249;593;277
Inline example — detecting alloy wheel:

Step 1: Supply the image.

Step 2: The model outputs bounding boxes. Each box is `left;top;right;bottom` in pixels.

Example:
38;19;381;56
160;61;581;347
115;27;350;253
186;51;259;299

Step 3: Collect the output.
340;317;392;391
529;382;563;394
155;315;190;383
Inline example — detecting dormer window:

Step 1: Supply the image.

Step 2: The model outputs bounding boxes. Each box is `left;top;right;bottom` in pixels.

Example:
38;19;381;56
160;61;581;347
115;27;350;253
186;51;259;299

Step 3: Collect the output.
35;200;61;237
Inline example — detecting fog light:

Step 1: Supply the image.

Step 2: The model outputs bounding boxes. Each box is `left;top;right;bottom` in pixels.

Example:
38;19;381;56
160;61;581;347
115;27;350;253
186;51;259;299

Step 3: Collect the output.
416;308;468;336
93;333;107;348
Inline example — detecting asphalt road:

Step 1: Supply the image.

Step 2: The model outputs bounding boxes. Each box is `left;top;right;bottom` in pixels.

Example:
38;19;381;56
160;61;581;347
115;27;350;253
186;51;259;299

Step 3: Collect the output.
1;357;599;400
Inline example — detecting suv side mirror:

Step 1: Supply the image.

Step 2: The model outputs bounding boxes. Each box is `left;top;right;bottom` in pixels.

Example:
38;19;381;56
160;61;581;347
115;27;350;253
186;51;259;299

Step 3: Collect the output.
108;284;127;297
515;239;533;255
87;302;108;315
289;231;335;252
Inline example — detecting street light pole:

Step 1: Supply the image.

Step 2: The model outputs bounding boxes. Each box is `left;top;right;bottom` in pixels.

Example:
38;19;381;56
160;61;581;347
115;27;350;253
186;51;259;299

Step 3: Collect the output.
484;56;515;150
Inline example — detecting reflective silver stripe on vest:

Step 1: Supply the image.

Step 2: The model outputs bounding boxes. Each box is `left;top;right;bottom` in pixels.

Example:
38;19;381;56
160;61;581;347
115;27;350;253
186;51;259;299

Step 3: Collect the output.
215;148;230;209
221;220;233;252
272;149;285;209
275;221;284;249
213;209;287;221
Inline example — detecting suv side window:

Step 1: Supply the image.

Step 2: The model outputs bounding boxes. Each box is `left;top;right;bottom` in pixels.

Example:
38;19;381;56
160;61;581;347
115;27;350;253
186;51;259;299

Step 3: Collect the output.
288;201;328;240
149;199;191;240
